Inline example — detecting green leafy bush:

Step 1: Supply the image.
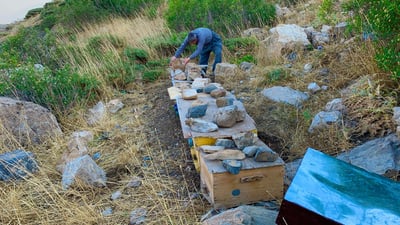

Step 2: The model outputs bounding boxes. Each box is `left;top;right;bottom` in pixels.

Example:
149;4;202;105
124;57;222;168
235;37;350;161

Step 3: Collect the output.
235;54;257;65
317;0;334;24
165;0;275;36
143;32;188;57
39;0;164;30
343;0;400;78
94;0;163;18
41;0;107;30
224;37;258;52
0;27;62;70
123;47;149;63
142;69;163;82
264;68;288;84
0;65;100;113
224;37;258;64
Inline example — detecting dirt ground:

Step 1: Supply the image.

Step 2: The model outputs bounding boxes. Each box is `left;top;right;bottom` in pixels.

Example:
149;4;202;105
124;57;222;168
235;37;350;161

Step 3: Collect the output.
137;79;202;190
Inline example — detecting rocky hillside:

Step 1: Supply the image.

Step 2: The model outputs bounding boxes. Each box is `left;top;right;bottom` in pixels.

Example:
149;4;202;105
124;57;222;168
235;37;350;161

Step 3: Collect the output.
0;0;398;224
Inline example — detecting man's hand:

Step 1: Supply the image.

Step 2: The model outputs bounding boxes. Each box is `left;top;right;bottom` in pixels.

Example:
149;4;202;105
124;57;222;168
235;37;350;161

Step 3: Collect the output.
169;56;177;66
183;57;190;65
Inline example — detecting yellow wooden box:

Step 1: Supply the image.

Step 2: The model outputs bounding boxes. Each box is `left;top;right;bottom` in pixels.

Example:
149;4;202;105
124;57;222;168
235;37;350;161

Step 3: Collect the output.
199;151;285;209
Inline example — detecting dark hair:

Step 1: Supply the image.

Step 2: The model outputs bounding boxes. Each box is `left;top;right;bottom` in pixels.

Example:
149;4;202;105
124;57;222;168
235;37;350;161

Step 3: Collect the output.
188;32;197;42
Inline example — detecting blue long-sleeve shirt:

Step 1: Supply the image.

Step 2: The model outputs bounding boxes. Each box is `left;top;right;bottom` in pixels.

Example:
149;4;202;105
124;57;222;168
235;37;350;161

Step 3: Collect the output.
174;28;214;59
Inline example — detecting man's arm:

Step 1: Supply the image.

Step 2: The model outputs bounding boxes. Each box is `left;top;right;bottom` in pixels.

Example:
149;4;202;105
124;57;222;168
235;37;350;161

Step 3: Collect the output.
189;37;206;59
174;36;190;58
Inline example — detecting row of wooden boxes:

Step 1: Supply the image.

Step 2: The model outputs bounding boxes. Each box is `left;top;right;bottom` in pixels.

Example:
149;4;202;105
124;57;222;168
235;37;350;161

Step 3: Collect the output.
169;72;285;209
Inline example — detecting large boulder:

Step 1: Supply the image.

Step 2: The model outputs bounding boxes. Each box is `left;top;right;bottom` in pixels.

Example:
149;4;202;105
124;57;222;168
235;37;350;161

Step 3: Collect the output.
262;24;311;59
262;86;309;108
0;97;62;147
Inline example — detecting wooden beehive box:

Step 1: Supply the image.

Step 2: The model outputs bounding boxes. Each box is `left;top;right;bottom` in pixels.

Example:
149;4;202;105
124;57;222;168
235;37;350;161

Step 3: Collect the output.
199;151;285;209
176;93;258;171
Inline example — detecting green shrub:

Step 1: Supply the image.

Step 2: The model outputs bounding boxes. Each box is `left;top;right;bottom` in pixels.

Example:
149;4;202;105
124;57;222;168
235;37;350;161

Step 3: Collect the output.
123;47;149;63
343;0;400;78
0;27;62;70
101;53;137;88
236;54;257;65
145;59;168;69
25;8;43;20
224;37;258;63
264;68;288;84
142;69;163;82
165;0;275;36
106;35;126;49
40;0;107;30
143;32;187;57
94;0;163;18
0;65;100;113
317;0;334;24
224;37;258;52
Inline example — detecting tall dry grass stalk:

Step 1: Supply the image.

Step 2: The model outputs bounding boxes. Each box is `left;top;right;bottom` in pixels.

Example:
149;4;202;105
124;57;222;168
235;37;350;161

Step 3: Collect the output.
60;15;170;58
55;14;172;113
0;13;208;223
0;100;207;224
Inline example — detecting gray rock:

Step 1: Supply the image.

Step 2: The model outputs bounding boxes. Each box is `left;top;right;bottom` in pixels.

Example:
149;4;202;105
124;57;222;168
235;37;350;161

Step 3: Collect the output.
233;100;246;122
102;207;113;216
319;68;330;76
129;207;147;225
0;149;38;181
393;107;400;125
254;147;279;162
111;190;122;200
264;24;311;59
284;159;302;186
239;62;254;72
307;82;321;94
200;145;225;153
126;176;142;188
222;159;242;175
232;132;255;150
185;118;218;133
308;110;342;133
0;97;62;147
242;146;259;157
86;101;106;126
337;134;400;175
202;205;278;225
216;97;235;108
325;98;345;112
204;84;219;94
215;139;236;149
57;131;94;173
106;99;124;113
262;86;309;108
62;155;107;190
186;104;208;118
303;63;313;73
214;105;239;128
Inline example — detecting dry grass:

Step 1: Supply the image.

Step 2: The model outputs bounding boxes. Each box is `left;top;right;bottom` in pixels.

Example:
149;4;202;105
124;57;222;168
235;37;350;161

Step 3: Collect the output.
234;2;397;161
0;14;42;42
0;95;207;224
59;16;171;58
0;14;207;225
1;0;398;224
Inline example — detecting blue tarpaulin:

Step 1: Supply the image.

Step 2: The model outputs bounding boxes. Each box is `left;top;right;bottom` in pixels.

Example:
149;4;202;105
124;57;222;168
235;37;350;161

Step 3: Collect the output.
277;148;400;225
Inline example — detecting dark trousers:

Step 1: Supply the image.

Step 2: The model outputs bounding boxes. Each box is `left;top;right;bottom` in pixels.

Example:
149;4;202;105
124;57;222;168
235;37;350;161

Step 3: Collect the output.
199;32;222;74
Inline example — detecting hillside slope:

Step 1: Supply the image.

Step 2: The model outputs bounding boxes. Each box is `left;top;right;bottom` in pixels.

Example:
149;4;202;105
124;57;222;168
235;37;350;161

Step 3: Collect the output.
0;0;398;224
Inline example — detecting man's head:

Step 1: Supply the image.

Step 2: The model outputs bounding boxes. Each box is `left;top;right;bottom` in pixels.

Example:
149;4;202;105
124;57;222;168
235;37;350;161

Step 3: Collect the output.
188;32;198;45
